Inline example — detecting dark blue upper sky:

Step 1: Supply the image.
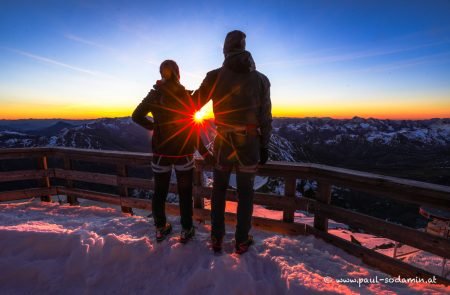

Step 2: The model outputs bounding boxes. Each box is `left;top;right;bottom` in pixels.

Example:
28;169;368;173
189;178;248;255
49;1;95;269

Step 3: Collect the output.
1;0;449;118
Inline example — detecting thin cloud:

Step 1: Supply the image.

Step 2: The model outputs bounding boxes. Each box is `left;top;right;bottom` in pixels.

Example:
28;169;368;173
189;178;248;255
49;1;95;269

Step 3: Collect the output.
117;22;165;47
260;41;449;67
64;34;114;52
3;47;114;78
64;33;139;66
351;52;450;73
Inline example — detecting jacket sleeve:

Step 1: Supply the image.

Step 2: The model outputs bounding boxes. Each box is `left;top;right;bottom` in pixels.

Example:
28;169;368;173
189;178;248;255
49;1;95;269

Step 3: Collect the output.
259;74;272;148
192;69;220;109
131;90;158;130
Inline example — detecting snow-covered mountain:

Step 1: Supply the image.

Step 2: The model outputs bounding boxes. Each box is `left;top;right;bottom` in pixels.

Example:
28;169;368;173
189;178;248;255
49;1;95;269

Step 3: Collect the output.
275;117;450;147
273;117;449;186
0;130;38;148
0;117;151;152
46;117;152;151
267;133;297;162
2;116;448;152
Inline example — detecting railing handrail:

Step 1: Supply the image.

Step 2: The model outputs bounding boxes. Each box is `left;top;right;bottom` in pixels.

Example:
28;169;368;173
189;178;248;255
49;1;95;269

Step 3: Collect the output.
1;147;449;208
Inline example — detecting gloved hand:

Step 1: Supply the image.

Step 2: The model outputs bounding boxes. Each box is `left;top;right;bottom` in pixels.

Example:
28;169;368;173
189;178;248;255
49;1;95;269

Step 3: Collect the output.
145;121;155;131
259;147;269;165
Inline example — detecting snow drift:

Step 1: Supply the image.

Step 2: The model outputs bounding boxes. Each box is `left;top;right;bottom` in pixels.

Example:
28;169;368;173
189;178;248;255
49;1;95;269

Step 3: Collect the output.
0;200;448;295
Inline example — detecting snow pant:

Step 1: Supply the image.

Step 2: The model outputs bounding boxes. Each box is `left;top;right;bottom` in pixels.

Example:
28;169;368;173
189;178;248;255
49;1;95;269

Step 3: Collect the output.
151;155;194;229
211;128;260;243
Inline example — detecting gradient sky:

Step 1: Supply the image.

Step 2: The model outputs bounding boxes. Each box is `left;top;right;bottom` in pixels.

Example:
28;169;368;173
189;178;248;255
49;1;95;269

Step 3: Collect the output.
1;0;450;120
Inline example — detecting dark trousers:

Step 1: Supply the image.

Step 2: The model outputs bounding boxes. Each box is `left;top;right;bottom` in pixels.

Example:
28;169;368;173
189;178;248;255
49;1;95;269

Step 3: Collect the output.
210;130;260;243
152;156;194;229
211;167;255;243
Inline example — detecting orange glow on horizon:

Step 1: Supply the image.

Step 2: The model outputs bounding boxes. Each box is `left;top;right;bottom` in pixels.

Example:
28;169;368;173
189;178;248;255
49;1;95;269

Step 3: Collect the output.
271;99;450;120
1;99;449;120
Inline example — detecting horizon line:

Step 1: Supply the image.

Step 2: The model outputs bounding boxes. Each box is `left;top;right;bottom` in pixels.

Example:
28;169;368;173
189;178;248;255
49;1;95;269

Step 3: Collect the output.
1;115;449;121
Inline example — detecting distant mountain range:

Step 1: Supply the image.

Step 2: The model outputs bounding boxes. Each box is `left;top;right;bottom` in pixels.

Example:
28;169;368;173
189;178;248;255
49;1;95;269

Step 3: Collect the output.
0;119;94;132
275;117;450;146
274;117;450;185
0;118;151;152
3;117;449;147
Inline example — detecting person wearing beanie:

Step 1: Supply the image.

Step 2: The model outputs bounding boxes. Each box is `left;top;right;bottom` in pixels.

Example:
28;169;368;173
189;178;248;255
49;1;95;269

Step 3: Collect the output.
223;30;246;56
132;59;209;244
193;30;272;254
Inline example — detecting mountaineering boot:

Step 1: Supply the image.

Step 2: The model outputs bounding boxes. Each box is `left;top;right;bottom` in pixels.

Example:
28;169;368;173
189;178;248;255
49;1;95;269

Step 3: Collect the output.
235;235;254;254
156;223;172;242
180;227;195;244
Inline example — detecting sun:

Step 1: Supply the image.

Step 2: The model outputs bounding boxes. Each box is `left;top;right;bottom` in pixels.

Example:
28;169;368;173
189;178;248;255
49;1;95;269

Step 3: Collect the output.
193;109;206;124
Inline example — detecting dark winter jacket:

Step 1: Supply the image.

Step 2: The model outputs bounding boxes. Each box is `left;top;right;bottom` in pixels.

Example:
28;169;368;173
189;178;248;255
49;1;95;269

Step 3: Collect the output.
132;80;201;156
193;50;272;148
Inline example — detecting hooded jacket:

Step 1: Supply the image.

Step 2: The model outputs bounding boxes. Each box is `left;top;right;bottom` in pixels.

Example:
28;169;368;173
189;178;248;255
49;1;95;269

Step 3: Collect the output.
132;80;200;156
193;50;272;148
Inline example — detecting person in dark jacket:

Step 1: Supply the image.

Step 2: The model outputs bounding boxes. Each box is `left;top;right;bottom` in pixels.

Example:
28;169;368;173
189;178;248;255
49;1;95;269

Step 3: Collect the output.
193;30;272;254
132;60;207;243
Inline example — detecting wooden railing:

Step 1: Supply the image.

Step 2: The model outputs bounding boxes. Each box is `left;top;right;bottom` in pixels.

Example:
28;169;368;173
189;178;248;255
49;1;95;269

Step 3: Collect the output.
1;147;449;285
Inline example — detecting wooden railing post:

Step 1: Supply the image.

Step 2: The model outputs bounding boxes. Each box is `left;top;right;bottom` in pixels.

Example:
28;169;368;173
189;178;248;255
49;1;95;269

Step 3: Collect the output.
283;177;296;223
193;163;204;209
64;156;78;205
117;164;133;214
37;155;51;202
314;182;332;231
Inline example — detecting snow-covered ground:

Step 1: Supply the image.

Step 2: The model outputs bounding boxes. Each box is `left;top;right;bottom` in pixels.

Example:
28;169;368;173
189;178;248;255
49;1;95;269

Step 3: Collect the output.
0;199;449;295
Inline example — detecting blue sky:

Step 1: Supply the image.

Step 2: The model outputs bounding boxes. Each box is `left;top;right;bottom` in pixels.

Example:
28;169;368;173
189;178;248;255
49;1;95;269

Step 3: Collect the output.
1;0;449;119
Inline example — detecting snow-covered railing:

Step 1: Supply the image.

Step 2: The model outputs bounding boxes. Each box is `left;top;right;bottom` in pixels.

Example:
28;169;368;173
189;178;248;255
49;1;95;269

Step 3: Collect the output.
1;147;449;285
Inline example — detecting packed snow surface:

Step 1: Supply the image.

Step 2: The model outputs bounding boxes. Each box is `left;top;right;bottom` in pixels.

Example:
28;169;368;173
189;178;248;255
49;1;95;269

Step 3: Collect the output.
0;200;448;295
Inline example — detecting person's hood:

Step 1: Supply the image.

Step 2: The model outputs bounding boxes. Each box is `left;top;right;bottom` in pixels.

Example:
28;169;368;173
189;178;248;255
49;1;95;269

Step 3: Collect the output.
223;50;256;73
153;79;186;97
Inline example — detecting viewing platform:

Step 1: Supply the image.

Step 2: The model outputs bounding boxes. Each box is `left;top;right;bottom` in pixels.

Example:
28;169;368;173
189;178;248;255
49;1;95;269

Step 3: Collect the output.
1;147;449;286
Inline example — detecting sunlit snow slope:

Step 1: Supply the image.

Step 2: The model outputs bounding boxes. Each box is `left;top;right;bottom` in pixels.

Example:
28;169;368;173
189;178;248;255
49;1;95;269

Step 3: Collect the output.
0;200;448;295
